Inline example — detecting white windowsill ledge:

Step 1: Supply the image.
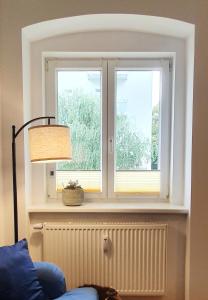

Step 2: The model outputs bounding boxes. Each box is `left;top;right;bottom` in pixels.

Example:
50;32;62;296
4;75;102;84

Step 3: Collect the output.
28;202;188;214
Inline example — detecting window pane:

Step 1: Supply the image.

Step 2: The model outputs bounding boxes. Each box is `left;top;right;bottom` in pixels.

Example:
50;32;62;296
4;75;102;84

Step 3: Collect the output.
115;70;161;194
56;70;102;192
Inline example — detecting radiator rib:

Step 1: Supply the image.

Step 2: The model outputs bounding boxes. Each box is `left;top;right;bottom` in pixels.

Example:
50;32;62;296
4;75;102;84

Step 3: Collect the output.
43;223;167;296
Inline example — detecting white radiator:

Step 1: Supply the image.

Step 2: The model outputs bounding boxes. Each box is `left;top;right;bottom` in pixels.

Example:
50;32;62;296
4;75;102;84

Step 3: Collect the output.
42;223;167;296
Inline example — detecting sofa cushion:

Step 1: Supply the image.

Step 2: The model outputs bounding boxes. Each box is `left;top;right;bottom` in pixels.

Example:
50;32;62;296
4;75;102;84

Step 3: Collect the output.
54;287;98;300
0;239;46;300
34;261;66;299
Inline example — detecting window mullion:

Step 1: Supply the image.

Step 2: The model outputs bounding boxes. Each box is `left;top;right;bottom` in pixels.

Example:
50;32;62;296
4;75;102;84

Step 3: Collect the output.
107;60;117;199
101;60;108;199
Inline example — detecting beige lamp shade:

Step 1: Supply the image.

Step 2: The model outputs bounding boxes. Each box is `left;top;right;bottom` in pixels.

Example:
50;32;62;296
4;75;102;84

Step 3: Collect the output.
28;125;72;163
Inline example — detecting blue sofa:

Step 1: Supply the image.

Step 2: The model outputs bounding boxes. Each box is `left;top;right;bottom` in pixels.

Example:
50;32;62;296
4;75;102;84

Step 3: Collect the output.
34;262;98;300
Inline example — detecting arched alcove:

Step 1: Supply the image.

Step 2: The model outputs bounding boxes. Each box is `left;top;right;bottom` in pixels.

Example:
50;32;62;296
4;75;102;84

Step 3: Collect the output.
22;14;194;41
22;14;194;210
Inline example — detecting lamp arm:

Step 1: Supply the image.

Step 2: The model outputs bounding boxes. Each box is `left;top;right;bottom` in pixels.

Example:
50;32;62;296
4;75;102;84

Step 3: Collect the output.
14;116;55;139
12;115;55;243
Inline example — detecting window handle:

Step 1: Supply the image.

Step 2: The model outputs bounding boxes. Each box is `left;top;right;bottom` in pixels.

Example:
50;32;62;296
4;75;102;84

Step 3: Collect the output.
109;137;114;154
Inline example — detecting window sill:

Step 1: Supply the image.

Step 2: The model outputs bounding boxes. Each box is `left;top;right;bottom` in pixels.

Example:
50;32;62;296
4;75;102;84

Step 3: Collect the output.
28;201;188;214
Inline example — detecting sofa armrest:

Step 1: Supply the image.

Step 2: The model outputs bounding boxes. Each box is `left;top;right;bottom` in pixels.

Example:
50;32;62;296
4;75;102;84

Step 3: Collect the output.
34;261;67;299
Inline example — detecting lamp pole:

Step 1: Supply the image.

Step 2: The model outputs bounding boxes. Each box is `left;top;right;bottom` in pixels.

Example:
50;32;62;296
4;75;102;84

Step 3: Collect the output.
12;116;55;243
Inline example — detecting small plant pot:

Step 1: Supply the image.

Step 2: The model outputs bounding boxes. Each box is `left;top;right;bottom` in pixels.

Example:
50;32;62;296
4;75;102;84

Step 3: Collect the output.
62;189;84;206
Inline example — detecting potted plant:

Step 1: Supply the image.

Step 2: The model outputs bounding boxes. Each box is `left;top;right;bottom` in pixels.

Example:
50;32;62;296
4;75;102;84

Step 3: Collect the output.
62;180;84;206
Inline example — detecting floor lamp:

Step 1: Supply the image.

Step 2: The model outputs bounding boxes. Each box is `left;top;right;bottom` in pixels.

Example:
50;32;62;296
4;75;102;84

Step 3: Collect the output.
12;116;72;243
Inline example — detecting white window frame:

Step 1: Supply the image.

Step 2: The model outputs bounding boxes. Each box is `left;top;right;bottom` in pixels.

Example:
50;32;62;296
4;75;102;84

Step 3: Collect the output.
45;57;171;202
107;59;170;201
46;59;108;200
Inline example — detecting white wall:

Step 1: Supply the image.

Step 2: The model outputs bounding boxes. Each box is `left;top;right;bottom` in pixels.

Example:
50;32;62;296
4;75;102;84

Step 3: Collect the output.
0;5;4;243
0;1;208;300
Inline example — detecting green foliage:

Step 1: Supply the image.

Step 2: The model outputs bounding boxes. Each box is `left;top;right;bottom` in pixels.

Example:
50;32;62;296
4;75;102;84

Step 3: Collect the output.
57;89;101;170
116;114;150;170
57;89;158;171
64;180;82;190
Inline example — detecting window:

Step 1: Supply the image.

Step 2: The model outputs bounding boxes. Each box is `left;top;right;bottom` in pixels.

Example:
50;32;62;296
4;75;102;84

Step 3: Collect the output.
46;58;171;201
57;69;102;193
